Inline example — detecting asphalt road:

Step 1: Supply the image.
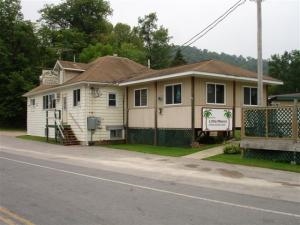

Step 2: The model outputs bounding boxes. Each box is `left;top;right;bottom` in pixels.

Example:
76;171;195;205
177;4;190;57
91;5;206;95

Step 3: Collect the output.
1;151;299;225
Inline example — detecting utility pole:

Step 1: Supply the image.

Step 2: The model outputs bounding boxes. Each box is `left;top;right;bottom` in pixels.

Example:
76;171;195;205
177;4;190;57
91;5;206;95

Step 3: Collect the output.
256;0;264;106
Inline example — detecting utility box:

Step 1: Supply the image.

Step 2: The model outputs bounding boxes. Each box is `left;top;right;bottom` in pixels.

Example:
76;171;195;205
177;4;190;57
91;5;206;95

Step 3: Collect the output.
87;117;98;130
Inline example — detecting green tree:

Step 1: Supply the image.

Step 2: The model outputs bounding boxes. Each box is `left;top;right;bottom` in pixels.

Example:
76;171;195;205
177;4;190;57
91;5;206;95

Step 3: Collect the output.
135;13;171;69
0;0;40;127
79;43;113;62
38;0;113;62
171;49;187;66
39;0;112;36
268;50;300;94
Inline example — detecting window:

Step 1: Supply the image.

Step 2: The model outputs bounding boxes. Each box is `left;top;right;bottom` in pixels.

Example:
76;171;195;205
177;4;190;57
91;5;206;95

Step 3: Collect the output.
206;83;225;104
110;129;122;139
134;89;147;107
30;98;35;106
244;87;257;105
73;89;80;106
108;93;116;107
43;94;56;109
165;84;182;105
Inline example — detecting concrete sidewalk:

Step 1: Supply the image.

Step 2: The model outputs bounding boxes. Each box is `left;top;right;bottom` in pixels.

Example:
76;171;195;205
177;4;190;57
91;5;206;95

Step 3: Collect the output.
183;145;224;159
1;135;299;203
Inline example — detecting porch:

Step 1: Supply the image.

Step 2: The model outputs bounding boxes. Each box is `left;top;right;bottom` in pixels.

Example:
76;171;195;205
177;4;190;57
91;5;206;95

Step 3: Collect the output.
240;103;300;163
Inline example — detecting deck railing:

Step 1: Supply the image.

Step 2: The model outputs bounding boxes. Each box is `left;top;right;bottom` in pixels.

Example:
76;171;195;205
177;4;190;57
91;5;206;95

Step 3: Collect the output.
242;105;300;141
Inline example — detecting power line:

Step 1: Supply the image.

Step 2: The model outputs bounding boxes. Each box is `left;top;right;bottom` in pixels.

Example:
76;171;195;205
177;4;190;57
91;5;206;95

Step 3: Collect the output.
179;0;246;51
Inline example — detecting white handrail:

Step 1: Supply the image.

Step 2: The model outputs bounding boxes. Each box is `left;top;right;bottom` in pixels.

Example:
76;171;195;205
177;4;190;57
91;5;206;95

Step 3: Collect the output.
55;118;65;139
69;112;83;133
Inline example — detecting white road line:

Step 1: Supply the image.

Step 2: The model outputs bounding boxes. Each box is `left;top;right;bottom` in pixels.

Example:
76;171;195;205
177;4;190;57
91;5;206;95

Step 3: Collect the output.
1;156;300;218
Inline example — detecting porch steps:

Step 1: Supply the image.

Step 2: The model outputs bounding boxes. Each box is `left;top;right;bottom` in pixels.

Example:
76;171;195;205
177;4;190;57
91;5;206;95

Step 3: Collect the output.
62;127;80;146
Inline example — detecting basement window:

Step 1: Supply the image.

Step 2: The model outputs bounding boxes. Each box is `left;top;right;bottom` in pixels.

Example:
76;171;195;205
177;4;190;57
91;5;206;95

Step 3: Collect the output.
110;129;122;139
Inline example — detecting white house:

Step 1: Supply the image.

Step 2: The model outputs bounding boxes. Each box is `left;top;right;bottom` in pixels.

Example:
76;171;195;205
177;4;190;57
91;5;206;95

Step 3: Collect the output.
24;56;282;146
23;56;151;145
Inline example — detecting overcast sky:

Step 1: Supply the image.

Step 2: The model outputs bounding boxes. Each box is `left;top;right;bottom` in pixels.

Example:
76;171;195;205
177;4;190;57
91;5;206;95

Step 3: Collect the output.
20;0;299;59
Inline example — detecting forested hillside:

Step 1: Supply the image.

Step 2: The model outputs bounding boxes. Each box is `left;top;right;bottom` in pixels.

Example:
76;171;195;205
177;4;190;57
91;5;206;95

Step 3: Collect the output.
176;46;269;74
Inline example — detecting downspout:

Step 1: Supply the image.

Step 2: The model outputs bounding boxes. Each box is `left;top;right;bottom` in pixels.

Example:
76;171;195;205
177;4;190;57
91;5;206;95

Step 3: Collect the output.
232;81;236;138
191;76;195;143
85;84;89;145
125;87;129;143
154;81;158;145
122;87;126;141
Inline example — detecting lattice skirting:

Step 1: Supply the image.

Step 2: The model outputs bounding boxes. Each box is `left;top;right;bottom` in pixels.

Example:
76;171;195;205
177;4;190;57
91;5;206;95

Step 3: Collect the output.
127;128;193;147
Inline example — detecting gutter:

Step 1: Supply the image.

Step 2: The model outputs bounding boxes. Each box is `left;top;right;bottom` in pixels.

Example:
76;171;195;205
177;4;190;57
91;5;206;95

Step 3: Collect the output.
23;81;116;97
119;71;283;86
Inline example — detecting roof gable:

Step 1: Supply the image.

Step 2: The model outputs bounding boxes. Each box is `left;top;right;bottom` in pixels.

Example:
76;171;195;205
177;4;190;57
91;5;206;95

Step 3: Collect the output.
64;56;152;85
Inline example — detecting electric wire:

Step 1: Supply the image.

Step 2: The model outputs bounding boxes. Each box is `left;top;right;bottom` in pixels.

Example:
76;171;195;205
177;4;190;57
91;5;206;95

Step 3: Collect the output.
179;0;247;51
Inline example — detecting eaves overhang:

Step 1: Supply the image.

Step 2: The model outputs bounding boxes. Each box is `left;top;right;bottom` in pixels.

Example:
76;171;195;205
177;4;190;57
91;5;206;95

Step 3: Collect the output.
23;81;116;97
119;71;283;86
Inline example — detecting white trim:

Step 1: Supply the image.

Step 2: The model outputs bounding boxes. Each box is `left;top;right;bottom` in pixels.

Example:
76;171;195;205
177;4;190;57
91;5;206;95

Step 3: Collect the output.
243;86;258;106
107;92;117;107
133;88;148;108
23;81;115;97
119;71;283;86
206;82;226;105
164;83;183;106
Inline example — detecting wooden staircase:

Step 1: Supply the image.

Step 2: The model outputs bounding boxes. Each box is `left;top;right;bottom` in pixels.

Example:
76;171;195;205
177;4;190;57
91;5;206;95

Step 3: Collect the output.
61;126;80;146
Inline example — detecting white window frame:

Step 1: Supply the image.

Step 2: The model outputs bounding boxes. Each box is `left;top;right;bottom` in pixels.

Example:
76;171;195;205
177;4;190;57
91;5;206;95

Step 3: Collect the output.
164;83;182;105
110;129;123;139
107;92;117;107
243;86;258;106
29;98;35;107
206;82;226;105
134;88;148;107
43;93;56;110
73;89;80;107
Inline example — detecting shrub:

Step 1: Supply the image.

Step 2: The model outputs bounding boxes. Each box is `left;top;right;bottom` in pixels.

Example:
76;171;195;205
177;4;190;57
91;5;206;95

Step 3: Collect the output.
223;144;241;154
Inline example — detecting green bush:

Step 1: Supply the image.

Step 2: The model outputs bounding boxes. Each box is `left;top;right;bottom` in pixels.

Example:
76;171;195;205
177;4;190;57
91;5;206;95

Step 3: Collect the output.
223;144;241;154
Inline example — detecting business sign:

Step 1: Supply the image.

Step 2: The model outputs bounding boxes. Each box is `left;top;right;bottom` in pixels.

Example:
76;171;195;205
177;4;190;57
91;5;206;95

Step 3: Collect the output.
202;108;233;131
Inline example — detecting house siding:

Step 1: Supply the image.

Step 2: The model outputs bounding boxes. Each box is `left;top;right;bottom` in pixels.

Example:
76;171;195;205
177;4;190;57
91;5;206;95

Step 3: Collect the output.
27;94;59;138
126;77;268;131
85;85;125;142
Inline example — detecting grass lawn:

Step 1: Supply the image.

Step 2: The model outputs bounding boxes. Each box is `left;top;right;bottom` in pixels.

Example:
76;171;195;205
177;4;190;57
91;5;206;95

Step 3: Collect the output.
205;154;300;173
17;135;59;144
105;143;221;157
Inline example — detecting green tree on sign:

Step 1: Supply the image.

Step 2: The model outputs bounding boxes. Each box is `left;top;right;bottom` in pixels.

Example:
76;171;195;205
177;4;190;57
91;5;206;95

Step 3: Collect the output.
203;109;212;131
224;109;232;131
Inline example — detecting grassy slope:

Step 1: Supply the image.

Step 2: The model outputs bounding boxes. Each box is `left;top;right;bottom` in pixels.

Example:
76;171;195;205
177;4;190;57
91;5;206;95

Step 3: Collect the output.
206;154;300;173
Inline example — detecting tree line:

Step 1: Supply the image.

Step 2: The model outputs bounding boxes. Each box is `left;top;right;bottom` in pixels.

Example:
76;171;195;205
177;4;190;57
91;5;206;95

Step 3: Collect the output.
0;0;299;128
